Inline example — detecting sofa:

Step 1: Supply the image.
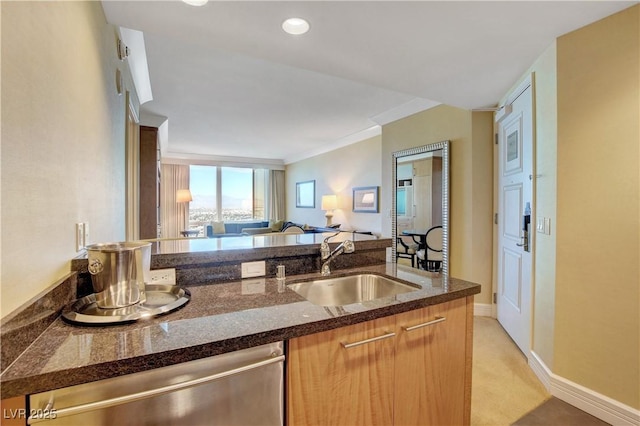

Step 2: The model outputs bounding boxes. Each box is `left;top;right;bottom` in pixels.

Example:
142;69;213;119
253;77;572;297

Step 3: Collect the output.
243;221;345;235
240;220;313;235
206;220;317;237
205;221;269;238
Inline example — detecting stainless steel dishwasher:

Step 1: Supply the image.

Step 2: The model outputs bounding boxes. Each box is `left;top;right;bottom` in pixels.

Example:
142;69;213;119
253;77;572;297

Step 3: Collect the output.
28;342;284;426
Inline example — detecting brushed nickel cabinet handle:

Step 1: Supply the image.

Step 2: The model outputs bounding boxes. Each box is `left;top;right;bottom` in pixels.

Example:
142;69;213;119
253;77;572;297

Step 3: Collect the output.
341;331;396;349
402;316;446;332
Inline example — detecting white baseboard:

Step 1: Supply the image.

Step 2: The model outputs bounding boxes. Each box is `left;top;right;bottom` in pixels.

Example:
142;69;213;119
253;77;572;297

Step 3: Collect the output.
529;351;640;426
473;303;493;317
528;350;552;390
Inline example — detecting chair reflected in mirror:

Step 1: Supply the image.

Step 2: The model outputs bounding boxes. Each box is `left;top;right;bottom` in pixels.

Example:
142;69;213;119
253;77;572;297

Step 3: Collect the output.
416;226;443;272
283;225;304;234
396;237;418;268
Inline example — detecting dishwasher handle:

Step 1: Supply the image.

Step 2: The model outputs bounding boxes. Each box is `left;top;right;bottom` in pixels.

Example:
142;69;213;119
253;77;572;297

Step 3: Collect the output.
28;353;285;424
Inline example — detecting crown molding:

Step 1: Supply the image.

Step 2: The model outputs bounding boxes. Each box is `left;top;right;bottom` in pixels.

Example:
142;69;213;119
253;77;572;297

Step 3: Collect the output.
283;125;381;165
162;152;285;170
369;98;441;126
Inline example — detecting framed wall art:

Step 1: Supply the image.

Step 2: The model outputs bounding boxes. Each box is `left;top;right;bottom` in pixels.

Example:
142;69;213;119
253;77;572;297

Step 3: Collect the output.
353;186;379;213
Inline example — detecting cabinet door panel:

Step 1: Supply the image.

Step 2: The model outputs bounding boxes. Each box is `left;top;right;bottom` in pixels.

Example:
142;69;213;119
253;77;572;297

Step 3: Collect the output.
139;126;160;239
1;396;26;426
287;316;395;426
394;297;469;426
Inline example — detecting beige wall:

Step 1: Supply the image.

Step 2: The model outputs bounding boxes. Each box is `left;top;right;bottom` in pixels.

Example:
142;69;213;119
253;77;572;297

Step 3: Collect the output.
381;106;494;304
555;5;639;408
285;135;382;234
286;106;495;305
1;2;134;317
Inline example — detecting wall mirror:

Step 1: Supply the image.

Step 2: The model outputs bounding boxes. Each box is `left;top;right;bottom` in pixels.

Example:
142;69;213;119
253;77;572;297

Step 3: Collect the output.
392;140;449;278
296;180;316;208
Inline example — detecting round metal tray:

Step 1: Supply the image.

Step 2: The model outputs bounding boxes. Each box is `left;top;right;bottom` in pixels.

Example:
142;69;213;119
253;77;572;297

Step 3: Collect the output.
62;284;191;325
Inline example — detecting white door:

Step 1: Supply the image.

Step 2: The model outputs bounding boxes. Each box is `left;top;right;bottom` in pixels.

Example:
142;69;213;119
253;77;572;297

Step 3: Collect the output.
497;77;533;357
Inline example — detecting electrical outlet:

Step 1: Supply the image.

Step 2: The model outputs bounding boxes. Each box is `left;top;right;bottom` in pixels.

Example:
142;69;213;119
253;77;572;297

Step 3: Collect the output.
149;268;176;285
241;261;265;278
75;223;85;252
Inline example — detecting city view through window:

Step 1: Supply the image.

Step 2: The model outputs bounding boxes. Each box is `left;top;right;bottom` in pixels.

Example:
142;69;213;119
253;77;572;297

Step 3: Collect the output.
188;165;266;235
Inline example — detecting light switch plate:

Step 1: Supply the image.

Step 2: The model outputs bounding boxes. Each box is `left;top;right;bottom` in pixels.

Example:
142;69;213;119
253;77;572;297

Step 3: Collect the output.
536;217;551;235
75;223;85;252
241;261;266;278
83;222;90;246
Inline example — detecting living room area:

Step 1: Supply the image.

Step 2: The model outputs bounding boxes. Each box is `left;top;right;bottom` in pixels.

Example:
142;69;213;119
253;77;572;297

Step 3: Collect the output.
150;134;385;242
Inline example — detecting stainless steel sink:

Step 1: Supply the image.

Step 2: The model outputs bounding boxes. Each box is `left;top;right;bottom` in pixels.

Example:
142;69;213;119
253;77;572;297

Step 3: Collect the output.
288;273;418;306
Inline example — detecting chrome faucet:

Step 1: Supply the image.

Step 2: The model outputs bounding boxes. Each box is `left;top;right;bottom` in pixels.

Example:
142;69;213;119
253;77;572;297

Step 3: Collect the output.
320;233;355;276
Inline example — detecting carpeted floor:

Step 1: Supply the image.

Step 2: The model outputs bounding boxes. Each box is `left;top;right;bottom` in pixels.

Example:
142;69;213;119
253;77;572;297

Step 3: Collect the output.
471;316;550;425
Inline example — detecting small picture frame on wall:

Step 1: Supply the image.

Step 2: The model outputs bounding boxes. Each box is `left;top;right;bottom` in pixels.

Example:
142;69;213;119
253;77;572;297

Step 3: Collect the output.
296;180;315;208
353;186;379;213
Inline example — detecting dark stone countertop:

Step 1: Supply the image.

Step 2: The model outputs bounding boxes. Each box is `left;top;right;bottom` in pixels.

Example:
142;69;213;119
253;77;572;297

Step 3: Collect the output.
72;232;387;269
70;234;391;289
0;263;480;399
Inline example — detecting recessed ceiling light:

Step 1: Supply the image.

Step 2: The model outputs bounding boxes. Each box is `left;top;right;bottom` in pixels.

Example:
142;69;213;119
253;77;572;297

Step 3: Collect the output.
282;18;310;35
182;0;208;6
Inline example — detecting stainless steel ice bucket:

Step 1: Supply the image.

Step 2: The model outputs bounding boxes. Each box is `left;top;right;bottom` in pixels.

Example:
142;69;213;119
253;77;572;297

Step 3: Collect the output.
87;242;151;309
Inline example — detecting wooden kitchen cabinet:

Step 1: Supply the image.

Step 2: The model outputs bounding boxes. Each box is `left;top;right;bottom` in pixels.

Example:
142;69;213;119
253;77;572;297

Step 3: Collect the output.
1;396;27;426
394;297;473;426
287;315;396;426
139;126;161;239
287;297;473;426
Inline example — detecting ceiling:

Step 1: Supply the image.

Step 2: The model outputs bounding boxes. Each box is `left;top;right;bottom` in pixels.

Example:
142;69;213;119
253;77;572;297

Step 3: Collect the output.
101;1;636;165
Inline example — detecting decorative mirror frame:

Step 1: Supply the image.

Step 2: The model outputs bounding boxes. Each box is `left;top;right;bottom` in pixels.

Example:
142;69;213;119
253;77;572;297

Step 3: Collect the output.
391;140;449;278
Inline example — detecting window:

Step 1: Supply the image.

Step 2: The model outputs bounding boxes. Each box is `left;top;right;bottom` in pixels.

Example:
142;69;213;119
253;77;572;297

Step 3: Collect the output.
221;167;253;221
188;165;268;234
189;165;217;229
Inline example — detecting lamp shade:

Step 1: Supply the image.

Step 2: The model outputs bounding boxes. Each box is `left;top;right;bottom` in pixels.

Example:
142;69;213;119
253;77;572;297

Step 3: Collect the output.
321;195;337;211
176;189;192;203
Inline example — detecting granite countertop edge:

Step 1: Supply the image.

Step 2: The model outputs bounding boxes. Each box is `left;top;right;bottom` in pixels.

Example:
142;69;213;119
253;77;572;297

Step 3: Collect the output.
1;264;480;399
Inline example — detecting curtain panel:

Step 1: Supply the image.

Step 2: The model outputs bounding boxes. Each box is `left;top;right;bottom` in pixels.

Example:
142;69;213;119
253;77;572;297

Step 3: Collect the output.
269;169;285;221
161;164;190;238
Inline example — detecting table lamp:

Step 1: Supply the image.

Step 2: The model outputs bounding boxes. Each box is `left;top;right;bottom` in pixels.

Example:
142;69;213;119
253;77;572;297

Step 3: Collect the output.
321;195;337;227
